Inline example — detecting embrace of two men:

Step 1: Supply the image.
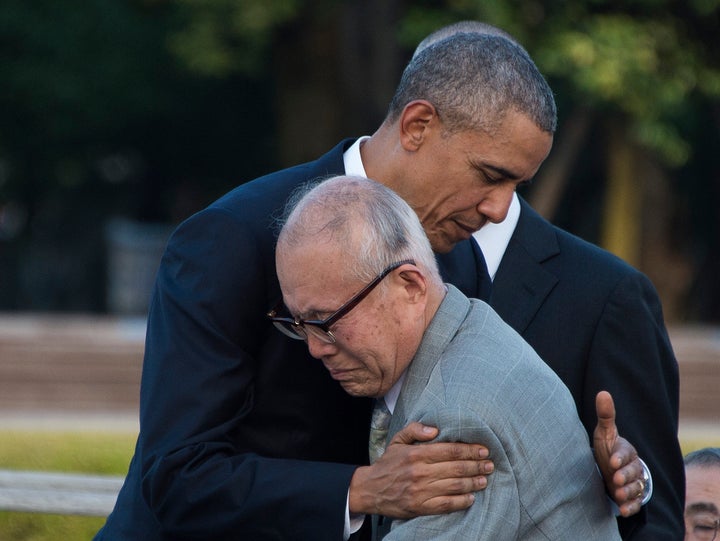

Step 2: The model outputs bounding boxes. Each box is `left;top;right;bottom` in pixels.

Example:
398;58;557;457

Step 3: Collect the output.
96;22;683;541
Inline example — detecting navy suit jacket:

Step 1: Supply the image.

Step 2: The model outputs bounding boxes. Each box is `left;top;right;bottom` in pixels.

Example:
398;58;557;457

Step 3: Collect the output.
96;139;483;541
488;199;684;540
97;140;375;541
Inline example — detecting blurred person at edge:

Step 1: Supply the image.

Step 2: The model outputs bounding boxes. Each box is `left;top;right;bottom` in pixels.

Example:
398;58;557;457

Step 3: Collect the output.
684;448;720;541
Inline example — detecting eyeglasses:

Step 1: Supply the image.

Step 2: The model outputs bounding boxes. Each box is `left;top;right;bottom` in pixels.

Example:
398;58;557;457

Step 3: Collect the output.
268;259;415;344
687;516;719;541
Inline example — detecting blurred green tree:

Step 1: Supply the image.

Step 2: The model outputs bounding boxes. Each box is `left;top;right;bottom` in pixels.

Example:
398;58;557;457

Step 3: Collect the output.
0;0;275;310
1;0;719;319
164;0;720;320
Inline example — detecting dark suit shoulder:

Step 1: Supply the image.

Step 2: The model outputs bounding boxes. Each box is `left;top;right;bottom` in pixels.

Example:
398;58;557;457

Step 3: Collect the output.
516;198;646;289
209;139;352;218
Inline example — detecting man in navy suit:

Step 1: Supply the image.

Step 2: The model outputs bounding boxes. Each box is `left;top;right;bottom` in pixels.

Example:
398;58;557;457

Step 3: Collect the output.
95;31;659;540
415;22;684;539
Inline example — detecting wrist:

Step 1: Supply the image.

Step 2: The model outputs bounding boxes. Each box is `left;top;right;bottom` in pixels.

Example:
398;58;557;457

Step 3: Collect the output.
348;466;375;515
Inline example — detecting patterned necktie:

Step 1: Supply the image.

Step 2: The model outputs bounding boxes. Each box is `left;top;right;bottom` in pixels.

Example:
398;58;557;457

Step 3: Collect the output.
368;398;392;464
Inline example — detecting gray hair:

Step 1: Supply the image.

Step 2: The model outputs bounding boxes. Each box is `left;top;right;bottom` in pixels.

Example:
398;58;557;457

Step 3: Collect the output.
388;32;556;135
685;447;720;468
279;175;442;286
413;21;517;58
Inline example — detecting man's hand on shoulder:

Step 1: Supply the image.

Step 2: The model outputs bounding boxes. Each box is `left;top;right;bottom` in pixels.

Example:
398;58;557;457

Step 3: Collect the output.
348;422;493;518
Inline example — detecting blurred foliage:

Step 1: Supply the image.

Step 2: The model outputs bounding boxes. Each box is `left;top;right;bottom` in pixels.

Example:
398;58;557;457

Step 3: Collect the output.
166;0;720;167
0;0;275;218
168;0;303;76
0;0;170;142
403;1;720;166
0;0;275;310
0;0;718;315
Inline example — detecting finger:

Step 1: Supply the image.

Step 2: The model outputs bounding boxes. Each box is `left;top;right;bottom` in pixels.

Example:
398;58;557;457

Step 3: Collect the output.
595;390;616;431
382;442;494;476
391;422;440;445
612;457;643;488
389;454;494;476
623;478;646;501
423;471;490;495
617;478;645;517
618;497;643;518
389;429;491;461
421;457;495;477
396;440;491;462
417;493;477;515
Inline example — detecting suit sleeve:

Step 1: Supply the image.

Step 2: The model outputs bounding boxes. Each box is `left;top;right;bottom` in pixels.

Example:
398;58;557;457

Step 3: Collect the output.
137;207;356;540
383;402;618;541
384;409;520;541
582;271;684;540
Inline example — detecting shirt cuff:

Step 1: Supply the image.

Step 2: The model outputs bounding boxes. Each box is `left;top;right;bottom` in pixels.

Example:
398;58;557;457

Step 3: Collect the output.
344;491;366;540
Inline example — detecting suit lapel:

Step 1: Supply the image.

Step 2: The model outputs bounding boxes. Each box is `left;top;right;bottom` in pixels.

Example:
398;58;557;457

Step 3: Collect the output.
490;199;559;335
387;286;470;440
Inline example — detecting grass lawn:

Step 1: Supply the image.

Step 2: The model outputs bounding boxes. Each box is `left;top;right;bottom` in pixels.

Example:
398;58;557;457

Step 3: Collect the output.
0;430;717;540
0;431;136;541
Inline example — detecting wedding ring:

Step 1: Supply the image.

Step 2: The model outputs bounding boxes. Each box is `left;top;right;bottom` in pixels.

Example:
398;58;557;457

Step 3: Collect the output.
636;479;645;499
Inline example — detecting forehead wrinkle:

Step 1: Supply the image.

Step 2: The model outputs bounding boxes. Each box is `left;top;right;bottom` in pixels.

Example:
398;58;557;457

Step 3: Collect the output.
279;241;361;322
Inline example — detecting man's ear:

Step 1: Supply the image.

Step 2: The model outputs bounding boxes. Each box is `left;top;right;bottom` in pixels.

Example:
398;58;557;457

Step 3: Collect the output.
399;100;437;151
395;266;427;304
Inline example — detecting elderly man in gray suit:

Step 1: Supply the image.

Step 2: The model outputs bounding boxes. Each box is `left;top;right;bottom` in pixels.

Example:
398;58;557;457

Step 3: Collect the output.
271;175;621;540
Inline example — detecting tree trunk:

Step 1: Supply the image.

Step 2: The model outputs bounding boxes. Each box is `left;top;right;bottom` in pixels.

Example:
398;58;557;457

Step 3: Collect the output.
272;0;406;167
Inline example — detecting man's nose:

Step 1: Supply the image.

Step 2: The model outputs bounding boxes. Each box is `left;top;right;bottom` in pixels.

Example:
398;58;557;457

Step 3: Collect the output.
477;184;515;224
306;332;337;359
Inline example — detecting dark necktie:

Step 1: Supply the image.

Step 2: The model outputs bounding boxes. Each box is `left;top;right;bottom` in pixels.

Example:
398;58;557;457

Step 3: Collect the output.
469;237;493;302
436;238;492;302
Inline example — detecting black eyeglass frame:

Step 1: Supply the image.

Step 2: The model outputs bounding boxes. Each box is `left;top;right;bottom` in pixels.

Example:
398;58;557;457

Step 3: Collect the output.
268;259;416;344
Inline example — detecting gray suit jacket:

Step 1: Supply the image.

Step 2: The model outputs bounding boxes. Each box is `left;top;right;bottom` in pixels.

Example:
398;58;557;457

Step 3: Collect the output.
378;285;621;540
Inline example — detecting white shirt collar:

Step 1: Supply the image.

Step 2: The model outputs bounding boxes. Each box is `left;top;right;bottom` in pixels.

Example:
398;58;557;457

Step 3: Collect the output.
382;372;406;414
472;193;520;280
342;136;370;177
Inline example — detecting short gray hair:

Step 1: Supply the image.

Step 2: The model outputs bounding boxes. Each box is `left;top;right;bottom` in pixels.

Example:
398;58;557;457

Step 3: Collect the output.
413;21;516;58
279;175;441;285
685;447;720;468
388;32;556;135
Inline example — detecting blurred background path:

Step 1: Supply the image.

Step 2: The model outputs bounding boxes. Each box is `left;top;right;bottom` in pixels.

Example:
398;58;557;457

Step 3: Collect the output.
0;313;717;445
